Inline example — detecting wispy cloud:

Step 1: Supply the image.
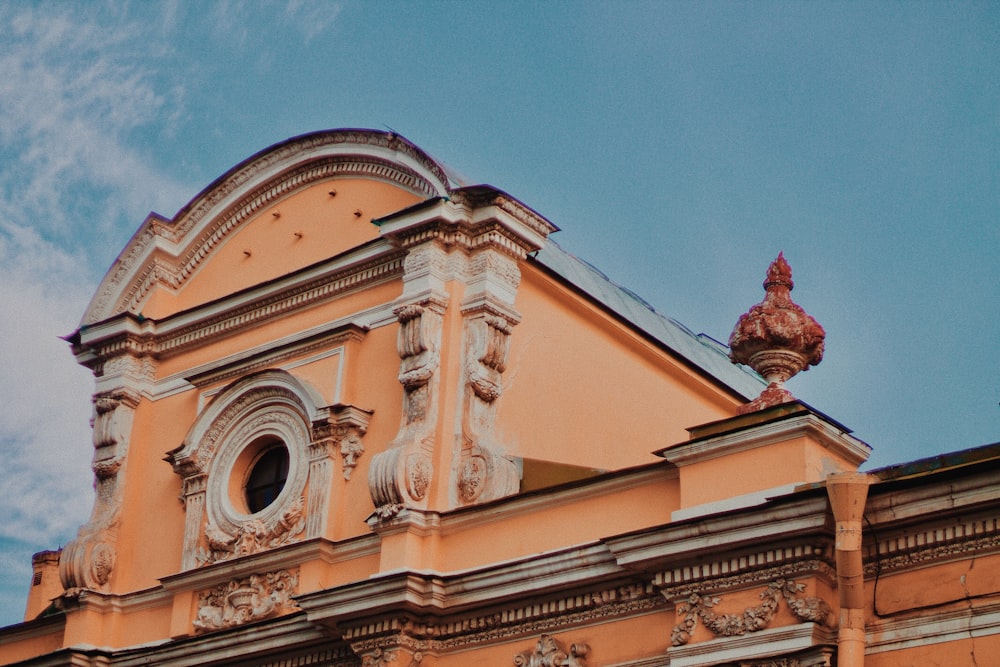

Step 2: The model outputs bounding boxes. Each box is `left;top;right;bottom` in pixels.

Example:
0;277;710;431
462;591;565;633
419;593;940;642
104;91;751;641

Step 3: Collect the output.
285;0;345;43
0;4;191;241
0;3;194;623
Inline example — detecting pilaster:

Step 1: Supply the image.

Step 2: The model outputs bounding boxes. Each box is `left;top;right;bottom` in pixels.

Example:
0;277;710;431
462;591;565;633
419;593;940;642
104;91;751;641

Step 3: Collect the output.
368;189;558;519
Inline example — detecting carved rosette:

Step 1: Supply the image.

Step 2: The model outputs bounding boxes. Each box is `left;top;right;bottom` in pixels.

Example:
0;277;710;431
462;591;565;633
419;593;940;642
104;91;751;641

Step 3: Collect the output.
193;569;299;632
670;579;834;647
729;253;825;414
60;388;140;594
514;635;589;667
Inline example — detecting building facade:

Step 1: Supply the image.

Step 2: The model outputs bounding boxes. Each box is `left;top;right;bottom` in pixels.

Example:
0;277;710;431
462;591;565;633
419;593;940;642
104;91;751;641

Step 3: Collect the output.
2;130;998;666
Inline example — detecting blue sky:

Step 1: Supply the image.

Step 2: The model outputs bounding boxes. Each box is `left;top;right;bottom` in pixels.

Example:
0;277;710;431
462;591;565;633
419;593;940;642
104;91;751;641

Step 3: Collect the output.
0;1;997;628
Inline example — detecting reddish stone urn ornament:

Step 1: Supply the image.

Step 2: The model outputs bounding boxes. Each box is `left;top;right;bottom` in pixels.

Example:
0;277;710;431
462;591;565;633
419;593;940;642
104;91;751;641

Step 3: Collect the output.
728;253;825;414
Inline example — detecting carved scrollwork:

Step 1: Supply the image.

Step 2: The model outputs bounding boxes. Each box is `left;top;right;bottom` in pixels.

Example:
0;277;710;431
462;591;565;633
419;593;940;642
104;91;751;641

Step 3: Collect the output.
60;389;140;594
670;579;833;646
369;296;443;519
193;569;299;632
395;303;441;393
340;432;365;480
197;496;306;565
361;648;398;667
514;635;589;667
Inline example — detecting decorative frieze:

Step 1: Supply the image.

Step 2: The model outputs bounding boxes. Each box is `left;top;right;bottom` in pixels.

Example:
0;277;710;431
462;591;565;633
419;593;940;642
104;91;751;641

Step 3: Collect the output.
514;635;589;667
670;579;833;647
864;514;1000;575
653;544;835;598
78;255;401;373
193;569;299;633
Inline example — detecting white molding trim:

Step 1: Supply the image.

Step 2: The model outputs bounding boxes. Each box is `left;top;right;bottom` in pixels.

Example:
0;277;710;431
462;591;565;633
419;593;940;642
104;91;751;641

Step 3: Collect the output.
866;599;1000;654
160;536;380;593
671;483;799;522
607;494;830;572
662;412;870;468
84;130;452;326
665;622;835;667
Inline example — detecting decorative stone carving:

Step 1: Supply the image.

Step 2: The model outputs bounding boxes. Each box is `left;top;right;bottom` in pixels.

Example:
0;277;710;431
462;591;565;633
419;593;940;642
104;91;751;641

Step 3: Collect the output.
514;635;589;667
340;432;365;480
168;371;332;570
729;253;825;414
369;294;445;519
60;389;140;595
361;648;397;667
369;190;556;516
303;404;372;537
193;569;299;632
670;579;833;646
396;303;436;390
197;497;305;565
455;253;522;506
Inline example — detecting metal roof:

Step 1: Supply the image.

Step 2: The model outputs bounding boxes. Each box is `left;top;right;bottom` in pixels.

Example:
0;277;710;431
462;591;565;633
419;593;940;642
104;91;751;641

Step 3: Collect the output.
534;239;766;400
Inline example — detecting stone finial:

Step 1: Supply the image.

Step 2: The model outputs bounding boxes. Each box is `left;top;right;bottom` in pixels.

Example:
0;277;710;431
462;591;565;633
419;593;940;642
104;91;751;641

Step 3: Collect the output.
728;253;825;414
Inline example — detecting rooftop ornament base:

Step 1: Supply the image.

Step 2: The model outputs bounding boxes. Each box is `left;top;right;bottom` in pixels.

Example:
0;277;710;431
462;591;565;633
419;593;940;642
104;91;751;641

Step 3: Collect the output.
728;253;825;414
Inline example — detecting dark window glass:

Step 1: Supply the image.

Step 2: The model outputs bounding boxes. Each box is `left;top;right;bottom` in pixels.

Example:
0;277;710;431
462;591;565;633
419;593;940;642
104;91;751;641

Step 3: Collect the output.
245;445;289;513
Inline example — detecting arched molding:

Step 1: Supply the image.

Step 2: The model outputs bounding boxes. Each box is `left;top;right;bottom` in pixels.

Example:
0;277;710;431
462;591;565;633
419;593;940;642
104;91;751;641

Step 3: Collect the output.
82;130;454;325
167;369;330;569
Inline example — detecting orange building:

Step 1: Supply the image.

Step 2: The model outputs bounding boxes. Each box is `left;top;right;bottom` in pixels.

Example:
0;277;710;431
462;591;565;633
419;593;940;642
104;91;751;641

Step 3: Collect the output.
2;130;998;666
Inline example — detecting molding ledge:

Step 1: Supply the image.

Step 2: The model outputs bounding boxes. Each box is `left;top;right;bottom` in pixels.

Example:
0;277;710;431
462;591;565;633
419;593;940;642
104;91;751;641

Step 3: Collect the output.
659;411;870;469
665;622;836;667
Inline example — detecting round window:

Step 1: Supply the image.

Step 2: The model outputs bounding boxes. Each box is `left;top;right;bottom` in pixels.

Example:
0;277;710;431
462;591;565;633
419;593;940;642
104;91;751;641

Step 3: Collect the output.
244;443;290;514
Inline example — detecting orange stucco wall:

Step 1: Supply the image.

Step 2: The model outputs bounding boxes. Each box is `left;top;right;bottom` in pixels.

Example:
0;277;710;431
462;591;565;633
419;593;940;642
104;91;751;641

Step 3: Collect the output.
499;266;740;471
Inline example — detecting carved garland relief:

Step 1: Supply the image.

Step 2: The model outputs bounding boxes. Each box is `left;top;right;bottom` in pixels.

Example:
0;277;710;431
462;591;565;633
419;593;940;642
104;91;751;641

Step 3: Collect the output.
670;579;834;647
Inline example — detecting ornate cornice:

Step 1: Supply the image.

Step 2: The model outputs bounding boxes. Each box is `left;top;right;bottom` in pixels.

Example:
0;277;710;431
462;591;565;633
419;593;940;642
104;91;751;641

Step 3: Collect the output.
77;251;401;370
864;512;1000;575
337;581;663;653
654;549;835;599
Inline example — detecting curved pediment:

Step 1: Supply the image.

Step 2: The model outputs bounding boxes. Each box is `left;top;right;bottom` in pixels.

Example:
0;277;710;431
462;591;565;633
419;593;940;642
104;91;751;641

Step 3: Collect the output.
82;130;453;325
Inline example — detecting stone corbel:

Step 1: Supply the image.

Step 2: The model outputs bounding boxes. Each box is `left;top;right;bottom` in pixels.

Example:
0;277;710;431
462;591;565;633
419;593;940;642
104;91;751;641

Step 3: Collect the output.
369;296;445;519
60;388;141;595
456;289;522;506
